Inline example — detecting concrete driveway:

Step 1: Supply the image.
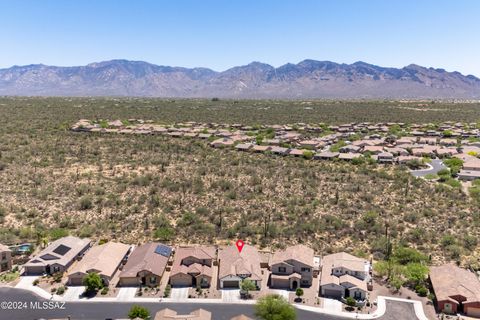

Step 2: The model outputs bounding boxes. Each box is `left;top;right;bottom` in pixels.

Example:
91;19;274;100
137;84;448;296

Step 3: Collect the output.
410;159;447;177
63;286;86;301
221;288;241;303
117;287;137;301
322;298;342;312
170;287;189;301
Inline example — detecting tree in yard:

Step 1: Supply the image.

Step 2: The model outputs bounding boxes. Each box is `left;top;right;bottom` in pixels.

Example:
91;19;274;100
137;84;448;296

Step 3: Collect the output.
404;262;429;286
345;296;357;307
128;305;150;319
240;279;257;298
83;272;103;293
255;294;296;320
295;288;304;301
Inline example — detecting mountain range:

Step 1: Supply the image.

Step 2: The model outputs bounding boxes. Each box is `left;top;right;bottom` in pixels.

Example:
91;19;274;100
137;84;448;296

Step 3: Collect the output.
0;59;479;99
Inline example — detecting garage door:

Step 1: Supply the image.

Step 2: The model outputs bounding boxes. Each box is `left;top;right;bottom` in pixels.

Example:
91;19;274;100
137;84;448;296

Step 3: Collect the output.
323;289;343;298
222;280;239;288
467;307;480;318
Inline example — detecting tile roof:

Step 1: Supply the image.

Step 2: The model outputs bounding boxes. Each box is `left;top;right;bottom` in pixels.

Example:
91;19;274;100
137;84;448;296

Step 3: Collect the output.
430;264;480;303
154;308;212;320
68;242;130;278
120;242;171;278
170;246;216;278
218;245;262;281
269;244;314;267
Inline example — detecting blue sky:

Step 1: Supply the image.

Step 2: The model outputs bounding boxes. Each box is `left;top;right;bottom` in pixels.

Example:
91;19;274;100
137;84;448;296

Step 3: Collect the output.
1;0;479;76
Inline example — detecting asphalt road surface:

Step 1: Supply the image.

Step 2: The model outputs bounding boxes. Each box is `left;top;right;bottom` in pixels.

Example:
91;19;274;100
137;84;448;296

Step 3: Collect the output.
410;158;446;177
0;287;421;320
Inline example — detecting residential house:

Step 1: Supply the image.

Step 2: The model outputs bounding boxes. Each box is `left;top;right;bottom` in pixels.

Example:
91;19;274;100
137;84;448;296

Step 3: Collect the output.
314;151;339;160
377;152;394;163
384;147;409;156
0;244;12;272
210;138;234;148
288;148;306;157
235;143;253;151
269;245;315;289
252;145;271;153
170;246;216;288
362;146;384;154
67;242;131;286
298;140;319;149
338;153;361;161
270;146;290;156
436;148;458;158
339;145;361;153
154;308;212;320
319;252;370;300
24;236;91;275
218;244;262;289
429;264;480;317
411;146;437;157
118;243;172;287
439;138;457;146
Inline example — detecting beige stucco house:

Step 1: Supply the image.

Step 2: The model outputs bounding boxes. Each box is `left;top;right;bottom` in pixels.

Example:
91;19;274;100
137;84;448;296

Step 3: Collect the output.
218;244;262;289
118;243;172;287
269;244;315;289
67;242;131;286
169;246;216;288
319;252;370;301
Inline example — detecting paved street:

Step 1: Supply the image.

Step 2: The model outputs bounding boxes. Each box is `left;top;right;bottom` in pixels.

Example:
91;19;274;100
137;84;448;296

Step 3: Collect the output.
410;159;447;177
0;287;423;320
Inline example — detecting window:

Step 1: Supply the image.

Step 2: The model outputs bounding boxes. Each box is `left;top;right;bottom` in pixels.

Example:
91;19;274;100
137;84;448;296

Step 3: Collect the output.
301;280;309;285
150;277;157;284
301;267;310;272
278;267;286;273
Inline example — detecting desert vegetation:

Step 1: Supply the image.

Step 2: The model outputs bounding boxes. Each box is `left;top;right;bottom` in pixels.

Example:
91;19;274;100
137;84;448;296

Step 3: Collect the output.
0;97;479;266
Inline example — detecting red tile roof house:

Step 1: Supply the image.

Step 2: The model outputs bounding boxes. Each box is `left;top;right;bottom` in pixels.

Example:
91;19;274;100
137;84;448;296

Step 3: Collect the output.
319;252;370;302
118;243;172;287
67;242;131;286
458;158;480;181
0;244;12;272
269;245;315;290
429;264;480;317
218;244;262;289
23;236;91;275
170;246;216;288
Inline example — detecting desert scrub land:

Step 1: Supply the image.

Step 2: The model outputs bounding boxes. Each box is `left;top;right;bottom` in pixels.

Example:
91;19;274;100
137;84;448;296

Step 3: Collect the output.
0;97;479;266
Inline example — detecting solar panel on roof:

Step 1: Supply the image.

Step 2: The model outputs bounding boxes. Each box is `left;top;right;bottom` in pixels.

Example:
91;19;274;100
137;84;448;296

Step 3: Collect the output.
154;244;172;257
53;244;71;256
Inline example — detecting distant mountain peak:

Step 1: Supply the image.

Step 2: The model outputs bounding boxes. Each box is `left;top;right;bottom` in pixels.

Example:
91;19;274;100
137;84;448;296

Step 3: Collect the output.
0;59;478;99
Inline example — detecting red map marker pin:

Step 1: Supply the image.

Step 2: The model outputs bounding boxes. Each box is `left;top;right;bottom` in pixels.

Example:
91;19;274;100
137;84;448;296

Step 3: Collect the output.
236;239;244;253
